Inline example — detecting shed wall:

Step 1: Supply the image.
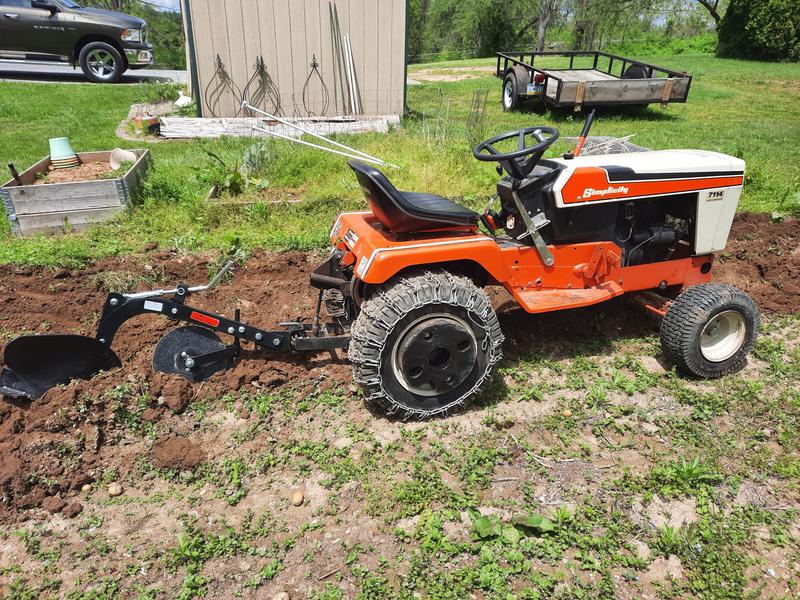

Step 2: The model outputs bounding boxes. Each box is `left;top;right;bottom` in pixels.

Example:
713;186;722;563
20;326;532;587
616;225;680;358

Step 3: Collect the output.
184;0;407;118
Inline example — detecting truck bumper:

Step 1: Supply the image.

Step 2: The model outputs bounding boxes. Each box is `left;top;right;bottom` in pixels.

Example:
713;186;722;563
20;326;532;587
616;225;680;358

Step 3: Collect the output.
124;44;154;68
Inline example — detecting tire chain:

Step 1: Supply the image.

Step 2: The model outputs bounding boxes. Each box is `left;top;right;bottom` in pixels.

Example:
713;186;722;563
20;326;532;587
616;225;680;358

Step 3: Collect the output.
349;270;504;419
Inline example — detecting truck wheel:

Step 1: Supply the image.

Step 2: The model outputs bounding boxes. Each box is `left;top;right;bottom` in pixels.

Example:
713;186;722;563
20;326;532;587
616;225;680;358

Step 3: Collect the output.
660;284;759;379
349;271;504;419
79;42;125;83
502;72;519;112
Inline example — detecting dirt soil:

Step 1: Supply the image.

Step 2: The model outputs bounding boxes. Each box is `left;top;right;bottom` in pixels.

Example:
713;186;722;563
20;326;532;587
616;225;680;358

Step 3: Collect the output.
408;64;495;83
0;213;798;598
36;161;116;185
0;248;348;517
0;212;797;518
713;212;800;313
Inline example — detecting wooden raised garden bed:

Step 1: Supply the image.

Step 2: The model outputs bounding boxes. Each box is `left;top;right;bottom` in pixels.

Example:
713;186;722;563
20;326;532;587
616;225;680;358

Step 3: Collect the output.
1;149;150;237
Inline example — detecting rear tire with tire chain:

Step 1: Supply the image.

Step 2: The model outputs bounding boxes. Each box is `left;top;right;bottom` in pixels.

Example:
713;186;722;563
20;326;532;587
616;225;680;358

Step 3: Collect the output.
349;271;504;419
660;283;759;379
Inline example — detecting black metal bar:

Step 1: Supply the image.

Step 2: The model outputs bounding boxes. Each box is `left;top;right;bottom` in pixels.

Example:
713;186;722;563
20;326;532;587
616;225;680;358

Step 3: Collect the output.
293;335;351;351
95;293;294;351
495;50;689;80
191;345;240;370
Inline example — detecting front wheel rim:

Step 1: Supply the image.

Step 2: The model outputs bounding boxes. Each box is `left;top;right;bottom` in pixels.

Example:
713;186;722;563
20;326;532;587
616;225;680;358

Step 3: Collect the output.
392;313;478;397
700;310;747;362
87;49;117;79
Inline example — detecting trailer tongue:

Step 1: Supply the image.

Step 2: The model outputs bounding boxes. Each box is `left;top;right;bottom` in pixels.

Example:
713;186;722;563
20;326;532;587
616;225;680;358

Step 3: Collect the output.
0;257;352;400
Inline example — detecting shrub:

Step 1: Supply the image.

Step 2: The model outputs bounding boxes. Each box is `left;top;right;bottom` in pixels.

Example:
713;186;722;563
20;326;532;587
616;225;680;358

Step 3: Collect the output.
717;0;800;61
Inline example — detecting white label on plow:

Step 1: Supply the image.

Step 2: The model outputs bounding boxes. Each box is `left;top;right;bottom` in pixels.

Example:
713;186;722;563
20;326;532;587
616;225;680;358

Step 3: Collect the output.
144;301;164;313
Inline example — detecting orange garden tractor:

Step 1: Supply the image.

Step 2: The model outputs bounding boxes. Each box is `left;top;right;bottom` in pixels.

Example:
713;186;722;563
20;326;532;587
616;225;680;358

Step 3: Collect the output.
1;123;759;418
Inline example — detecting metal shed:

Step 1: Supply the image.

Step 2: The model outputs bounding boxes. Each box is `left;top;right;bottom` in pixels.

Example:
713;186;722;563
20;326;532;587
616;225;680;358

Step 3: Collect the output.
181;0;408;118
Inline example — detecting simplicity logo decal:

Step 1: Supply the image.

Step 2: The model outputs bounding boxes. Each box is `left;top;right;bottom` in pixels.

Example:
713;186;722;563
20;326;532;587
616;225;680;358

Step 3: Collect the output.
581;185;630;199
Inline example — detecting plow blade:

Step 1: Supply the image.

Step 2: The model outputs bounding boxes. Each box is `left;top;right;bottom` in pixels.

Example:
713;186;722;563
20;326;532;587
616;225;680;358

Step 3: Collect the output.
0;335;121;400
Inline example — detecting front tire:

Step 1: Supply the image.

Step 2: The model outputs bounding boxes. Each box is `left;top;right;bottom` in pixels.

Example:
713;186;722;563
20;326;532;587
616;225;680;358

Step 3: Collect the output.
660;284;759;379
349;271;504;418
79;42;125;83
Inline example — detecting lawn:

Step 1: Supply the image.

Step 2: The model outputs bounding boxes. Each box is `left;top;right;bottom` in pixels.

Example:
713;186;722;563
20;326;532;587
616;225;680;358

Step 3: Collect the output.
0;55;799;600
0;54;799;266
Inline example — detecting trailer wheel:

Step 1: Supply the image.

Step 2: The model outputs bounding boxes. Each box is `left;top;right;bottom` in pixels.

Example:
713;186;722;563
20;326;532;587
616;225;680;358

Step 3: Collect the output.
349;271;504;419
502;72;519;112
660;284;759;379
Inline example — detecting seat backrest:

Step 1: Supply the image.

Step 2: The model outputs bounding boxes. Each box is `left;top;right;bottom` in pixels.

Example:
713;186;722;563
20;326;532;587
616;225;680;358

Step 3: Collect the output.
348;161;425;232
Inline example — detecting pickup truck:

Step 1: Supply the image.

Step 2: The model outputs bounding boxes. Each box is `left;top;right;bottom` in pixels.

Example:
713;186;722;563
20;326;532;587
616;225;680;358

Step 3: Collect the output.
0;0;153;83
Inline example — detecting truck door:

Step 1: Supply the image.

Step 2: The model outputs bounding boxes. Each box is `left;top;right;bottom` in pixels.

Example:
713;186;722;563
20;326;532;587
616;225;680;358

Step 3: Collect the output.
0;0;65;57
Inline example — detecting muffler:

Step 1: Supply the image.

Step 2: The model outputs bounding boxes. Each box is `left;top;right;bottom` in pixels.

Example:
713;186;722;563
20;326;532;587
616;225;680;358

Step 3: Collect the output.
0;335;121;400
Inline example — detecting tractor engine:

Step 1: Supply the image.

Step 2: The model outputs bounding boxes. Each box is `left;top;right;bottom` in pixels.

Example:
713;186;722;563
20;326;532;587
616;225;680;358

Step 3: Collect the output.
495;149;745;269
613;196;693;266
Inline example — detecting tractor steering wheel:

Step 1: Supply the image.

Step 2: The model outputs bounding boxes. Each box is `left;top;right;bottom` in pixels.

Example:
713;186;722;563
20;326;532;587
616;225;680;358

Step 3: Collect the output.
473;126;559;180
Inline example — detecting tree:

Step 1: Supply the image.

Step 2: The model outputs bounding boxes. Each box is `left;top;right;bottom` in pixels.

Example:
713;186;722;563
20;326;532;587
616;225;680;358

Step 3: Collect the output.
536;0;558;51
717;0;800;61
695;0;722;25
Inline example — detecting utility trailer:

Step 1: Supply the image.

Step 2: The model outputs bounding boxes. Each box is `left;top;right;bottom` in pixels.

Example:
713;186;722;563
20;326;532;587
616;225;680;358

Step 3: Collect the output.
495;50;692;112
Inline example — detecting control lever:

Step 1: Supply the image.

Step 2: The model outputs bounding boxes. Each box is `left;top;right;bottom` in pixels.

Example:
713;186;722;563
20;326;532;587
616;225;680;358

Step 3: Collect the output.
122;260;235;301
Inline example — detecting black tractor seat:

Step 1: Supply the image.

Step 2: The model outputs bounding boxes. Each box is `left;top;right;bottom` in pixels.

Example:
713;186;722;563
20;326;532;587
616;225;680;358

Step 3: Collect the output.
348;161;479;233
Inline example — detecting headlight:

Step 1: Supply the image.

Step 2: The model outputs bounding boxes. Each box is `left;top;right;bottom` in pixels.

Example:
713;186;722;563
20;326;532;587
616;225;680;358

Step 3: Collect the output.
121;28;142;42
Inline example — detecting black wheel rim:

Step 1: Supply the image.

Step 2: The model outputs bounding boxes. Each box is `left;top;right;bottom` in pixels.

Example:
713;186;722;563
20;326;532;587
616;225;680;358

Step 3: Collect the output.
391;314;478;396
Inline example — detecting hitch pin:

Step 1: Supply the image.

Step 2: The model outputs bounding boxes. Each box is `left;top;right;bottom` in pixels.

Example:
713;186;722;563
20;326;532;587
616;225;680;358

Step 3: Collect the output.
121;260;235;301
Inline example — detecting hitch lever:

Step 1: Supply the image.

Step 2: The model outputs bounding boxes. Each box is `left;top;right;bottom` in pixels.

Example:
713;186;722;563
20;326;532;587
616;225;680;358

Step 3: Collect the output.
122;260;235;301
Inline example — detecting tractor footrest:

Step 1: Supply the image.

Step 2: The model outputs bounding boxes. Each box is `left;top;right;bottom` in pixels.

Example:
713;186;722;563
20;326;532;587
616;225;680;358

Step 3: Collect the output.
515;282;623;314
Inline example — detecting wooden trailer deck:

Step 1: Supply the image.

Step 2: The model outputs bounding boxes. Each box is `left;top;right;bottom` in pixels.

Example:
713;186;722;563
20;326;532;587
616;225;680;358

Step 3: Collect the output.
496;51;692;111
542;69;619;82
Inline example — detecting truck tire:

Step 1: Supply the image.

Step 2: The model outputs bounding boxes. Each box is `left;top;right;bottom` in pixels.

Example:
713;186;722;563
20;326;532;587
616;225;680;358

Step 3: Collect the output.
660;284;759;379
349;271;504;419
502;72;519;112
79;42;125;83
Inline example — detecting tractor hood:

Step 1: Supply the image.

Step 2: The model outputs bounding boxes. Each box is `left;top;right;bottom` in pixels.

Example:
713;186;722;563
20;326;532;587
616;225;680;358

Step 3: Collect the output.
550;150;746;208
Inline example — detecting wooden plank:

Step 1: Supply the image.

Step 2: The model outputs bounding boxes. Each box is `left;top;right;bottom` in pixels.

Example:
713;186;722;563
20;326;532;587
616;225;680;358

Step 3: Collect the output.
189;0;216;117
224;0;248;112
272;0;295;116
288;0;309;117
346;0;365;114
205;0;237;117
8;181;121;216
661;78;675;107
542;69;618;82
4;156;50;187
361;0;378;114
119;150;150;206
376;0;392;116
303;0;326;116
254;0;282;115
240;0;261;87
574;81;585;111
16;207;124;237
388;0;406;114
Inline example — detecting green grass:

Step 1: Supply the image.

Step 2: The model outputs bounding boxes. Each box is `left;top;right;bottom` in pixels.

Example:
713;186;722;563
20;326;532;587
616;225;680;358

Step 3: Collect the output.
1;53;798;267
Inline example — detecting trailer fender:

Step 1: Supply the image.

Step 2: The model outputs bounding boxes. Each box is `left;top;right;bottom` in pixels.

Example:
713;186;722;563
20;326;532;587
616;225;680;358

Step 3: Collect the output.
507;65;531;92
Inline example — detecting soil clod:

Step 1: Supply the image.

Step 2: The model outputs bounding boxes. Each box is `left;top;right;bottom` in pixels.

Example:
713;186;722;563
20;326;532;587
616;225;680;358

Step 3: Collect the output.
152;437;205;470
